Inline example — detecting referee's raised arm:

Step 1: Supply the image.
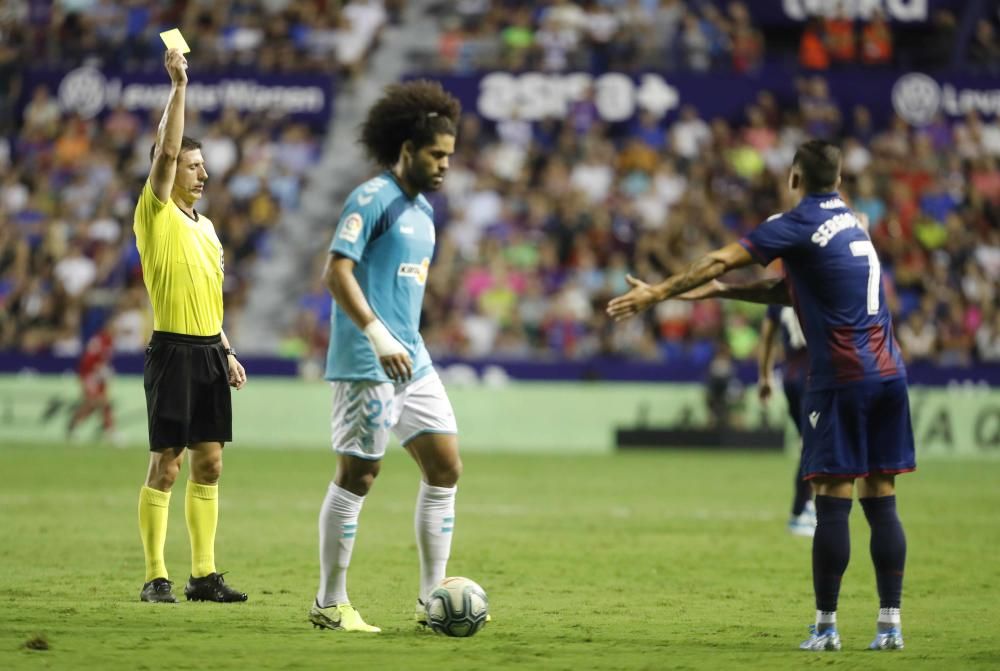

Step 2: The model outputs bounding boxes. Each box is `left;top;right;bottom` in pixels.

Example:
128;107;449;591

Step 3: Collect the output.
149;48;188;203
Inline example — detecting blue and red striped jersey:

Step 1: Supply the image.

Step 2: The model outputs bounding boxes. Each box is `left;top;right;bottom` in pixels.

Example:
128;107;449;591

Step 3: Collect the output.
741;193;905;390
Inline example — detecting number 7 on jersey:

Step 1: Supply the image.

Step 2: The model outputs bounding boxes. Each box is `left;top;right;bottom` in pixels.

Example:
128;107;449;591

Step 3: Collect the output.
849;240;880;315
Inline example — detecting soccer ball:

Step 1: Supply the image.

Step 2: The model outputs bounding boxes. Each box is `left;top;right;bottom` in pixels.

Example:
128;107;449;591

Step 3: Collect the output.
424;576;489;637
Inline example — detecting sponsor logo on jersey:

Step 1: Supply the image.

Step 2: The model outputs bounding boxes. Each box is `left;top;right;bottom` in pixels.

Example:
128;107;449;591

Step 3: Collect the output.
398;257;430;286
338;213;363;243
809;411;820;429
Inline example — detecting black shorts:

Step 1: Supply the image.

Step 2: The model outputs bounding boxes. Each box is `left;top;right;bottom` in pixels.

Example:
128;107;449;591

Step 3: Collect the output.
143;331;232;450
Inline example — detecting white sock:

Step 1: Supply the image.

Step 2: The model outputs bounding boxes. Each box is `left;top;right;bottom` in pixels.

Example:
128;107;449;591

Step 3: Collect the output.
316;482;364;608
878;607;901;629
415;481;456;602
816;610;837;629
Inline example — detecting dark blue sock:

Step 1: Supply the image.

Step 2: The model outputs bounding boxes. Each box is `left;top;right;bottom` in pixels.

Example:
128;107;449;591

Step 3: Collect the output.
812;495;852;614
792;471;812;516
861;495;906;609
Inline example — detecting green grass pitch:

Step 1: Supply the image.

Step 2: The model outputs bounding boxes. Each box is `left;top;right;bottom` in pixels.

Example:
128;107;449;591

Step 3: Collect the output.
1;445;998;670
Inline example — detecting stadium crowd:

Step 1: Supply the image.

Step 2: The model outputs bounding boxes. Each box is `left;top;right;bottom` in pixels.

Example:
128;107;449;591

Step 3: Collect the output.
289;87;1000;368
431;0;768;74
0;86;323;355
1;0;393;76
427;0;997;74
2;0;999;372
288;1;1000;369
0;0;374;355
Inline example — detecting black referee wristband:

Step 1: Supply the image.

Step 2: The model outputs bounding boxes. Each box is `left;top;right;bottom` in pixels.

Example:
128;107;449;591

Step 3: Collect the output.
224;347;236;357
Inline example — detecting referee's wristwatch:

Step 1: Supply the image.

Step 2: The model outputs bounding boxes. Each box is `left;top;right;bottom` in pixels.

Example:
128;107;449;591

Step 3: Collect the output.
224;347;236;357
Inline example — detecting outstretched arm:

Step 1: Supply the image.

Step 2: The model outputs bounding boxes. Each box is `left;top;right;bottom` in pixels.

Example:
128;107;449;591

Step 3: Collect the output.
679;276;791;305
606;242;756;321
149;49;188;202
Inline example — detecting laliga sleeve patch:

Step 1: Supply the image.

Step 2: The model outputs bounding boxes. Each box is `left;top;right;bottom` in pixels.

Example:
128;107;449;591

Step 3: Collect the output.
339;213;363;243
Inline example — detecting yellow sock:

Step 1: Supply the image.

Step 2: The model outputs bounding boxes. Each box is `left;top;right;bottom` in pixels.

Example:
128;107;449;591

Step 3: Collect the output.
138;486;171;582
185;481;218;578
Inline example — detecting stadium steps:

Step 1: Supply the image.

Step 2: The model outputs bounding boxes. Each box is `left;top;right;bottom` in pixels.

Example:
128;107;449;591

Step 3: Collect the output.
236;0;442;353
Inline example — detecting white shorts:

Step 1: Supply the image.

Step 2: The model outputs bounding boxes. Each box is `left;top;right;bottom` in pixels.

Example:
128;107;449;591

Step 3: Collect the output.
329;371;458;460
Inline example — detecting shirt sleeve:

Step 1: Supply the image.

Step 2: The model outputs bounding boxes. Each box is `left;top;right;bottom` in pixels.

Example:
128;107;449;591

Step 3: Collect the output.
329;191;383;262
133;180;168;246
739;215;801;266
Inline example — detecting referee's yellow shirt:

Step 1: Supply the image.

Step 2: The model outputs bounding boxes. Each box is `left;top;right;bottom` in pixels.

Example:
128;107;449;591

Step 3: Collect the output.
133;181;224;336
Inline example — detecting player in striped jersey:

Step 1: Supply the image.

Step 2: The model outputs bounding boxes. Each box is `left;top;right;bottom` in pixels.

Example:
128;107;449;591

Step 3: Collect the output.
609;140;911;652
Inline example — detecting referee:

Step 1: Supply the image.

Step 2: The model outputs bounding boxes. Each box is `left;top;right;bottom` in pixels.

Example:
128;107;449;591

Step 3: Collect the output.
134;48;248;604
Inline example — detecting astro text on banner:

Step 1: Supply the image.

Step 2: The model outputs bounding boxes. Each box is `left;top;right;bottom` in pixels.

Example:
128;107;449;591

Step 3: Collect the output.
414;68;1000;127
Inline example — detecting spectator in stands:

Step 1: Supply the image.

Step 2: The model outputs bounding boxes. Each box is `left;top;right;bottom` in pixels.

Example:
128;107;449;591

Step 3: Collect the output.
799;77;841;139
968;18;1000;74
938;301;975;367
727;1;763;73
921;10;957;69
680;11;711;72
500;7;534;70
582;0;619;73
699;5;732;70
436;16;467;72
799;18;830;71
824;10;856;64
852;173;886;230
978;311;1000;362
860;9;893;66
536;8;582;72
640;0;685;70
22;85;61;139
671;105;712;165
897;310;937;362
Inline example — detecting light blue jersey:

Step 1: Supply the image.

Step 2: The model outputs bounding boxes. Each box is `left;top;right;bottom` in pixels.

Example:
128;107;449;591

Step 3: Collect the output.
325;172;436;383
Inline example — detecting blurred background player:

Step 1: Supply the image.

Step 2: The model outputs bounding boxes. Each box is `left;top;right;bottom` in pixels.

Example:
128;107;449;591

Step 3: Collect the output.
759;305;815;536
703;341;745;429
66;318;117;444
134;47;248;605
309;81;463;633
607;140;913;653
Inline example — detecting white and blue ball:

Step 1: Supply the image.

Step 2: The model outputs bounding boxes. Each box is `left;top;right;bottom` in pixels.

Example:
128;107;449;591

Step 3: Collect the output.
425;576;489;637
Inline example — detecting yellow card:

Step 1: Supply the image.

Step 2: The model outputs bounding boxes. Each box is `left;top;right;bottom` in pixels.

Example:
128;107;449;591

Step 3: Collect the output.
159;28;191;54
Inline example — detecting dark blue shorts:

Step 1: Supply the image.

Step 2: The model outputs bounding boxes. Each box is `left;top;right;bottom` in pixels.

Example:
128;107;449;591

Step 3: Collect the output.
800;377;916;481
783;377;805;435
